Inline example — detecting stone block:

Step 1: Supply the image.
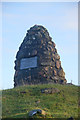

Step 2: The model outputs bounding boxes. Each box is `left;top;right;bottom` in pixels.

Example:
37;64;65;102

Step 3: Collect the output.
56;61;61;69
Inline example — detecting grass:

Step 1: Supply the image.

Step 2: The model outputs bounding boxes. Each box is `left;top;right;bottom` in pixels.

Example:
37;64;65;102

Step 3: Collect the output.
1;83;79;119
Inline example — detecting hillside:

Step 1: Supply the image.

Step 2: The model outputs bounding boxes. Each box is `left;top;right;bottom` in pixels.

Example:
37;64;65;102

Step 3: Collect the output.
2;84;79;119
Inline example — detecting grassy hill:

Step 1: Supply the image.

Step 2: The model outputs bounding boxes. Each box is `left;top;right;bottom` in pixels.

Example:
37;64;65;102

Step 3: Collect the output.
2;83;79;119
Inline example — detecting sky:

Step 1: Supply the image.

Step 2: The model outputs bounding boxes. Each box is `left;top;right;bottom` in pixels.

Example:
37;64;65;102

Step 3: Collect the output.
1;2;78;89
0;0;79;2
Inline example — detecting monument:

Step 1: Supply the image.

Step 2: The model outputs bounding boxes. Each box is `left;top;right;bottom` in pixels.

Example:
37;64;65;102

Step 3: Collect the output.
14;25;67;87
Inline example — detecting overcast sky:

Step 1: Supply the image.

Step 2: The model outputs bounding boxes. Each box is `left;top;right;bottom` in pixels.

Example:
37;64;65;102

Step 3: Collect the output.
1;2;78;89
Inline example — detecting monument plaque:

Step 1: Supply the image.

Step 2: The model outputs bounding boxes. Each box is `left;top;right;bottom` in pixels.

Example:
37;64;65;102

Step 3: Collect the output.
20;56;37;70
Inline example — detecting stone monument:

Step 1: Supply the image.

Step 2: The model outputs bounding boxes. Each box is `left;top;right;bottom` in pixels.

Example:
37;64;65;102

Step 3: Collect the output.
14;25;67;87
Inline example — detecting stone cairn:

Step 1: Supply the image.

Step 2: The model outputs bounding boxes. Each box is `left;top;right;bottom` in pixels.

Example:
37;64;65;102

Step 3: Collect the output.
14;25;67;87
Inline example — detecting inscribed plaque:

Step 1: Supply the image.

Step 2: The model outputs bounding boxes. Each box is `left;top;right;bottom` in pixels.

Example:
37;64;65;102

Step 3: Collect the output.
20;56;37;70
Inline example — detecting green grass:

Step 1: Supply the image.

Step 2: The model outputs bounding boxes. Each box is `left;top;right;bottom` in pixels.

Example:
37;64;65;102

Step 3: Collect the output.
1;83;79;118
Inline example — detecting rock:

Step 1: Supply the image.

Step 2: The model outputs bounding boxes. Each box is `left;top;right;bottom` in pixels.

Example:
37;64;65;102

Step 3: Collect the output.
55;53;60;60
66;83;73;85
48;41;52;45
41;88;60;94
26;40;32;45
28;109;46;117
14;25;67;87
41;40;43;44
52;57;55;62
56;61;61;69
53;69;57;76
67;117;74;120
32;50;37;56
44;67;49;71
53;42;56;47
58;68;65;78
43;51;50;55
41;62;51;66
35;100;40;104
51;76;59;83
20;91;26;94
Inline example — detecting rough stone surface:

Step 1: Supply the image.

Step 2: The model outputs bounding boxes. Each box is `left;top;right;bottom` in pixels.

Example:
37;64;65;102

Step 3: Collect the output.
41;88;60;94
28;109;46;117
14;25;67;87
